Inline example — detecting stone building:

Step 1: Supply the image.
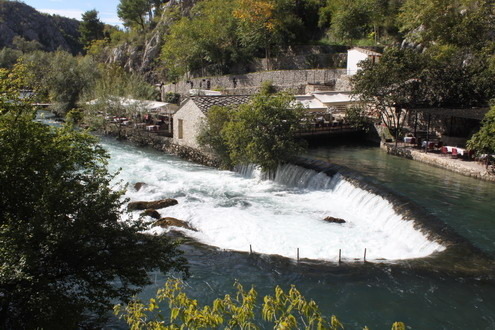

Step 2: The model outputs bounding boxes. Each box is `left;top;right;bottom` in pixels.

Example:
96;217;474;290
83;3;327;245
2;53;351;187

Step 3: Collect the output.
173;95;251;149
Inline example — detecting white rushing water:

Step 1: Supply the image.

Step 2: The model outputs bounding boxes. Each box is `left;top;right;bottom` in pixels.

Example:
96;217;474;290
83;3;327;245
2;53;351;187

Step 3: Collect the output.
105;140;445;262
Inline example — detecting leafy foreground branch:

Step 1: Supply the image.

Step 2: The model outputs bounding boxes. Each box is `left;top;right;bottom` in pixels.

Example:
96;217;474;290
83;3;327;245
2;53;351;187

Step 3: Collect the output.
0;66;188;328
115;278;405;330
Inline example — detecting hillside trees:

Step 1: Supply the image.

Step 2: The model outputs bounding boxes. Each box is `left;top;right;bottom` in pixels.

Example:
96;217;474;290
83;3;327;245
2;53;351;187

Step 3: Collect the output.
0;65;188;328
161;0;244;79
318;0;404;44
79;9;105;49
117;0;165;30
399;0;494;49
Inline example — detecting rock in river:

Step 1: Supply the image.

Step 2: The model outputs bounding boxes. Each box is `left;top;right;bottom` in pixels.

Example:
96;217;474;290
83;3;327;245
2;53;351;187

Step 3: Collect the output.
154;217;196;231
128;199;178;211
323;216;346;224
141;209;161;219
134;182;146;191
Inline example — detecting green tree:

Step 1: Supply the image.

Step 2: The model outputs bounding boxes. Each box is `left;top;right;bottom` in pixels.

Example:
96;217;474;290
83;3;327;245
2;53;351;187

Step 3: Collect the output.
197;105;235;168
82;64;157;134
115;278;406;329
11;35;43;53
161;0;246;79
399;0;493;48
199;90;305;172
467;106;495;159
330;0;372;42
79;9;105;49
21;50;99;115
118;0;153;30
0;71;188;328
0;47;22;69
234;0;281;69
352;48;425;143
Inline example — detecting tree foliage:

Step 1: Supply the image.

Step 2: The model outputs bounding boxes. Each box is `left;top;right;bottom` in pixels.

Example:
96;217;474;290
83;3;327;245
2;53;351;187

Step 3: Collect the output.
352;48;424;139
399;0;494;48
352;45;495;141
0;69;188;328
467;106;495;156
79;9;105;49
115;278;406;330
161;0;245;79
20;50;99;114
117;0;158;30
198;91;305;172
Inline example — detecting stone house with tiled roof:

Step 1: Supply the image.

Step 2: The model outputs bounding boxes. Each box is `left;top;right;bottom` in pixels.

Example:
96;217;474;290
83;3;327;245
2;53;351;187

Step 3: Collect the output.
173;95;251;148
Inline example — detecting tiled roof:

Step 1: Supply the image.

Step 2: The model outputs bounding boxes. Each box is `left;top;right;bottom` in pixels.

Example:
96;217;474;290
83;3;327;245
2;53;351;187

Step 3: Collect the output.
191;95;252;113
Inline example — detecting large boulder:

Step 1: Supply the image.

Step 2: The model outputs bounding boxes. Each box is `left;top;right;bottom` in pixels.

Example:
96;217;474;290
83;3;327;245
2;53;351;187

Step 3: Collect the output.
128;199;178;211
323;216;346;224
141;209;161;219
154;217;196;231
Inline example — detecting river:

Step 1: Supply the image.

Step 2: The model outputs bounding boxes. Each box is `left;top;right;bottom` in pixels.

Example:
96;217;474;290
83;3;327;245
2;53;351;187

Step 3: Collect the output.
102;138;495;329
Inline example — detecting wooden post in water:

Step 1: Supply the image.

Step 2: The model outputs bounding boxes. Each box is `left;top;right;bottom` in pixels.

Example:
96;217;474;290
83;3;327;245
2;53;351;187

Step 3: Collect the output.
297;248;300;262
338;249;342;264
250;244;252;255
364;248;367;262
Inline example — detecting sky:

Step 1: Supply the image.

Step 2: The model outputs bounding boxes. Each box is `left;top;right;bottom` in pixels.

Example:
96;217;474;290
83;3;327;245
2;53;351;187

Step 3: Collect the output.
24;0;123;27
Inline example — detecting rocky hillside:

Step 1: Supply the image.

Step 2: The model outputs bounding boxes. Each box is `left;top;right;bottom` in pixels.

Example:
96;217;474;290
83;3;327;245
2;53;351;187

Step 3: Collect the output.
0;1;82;54
104;0;199;81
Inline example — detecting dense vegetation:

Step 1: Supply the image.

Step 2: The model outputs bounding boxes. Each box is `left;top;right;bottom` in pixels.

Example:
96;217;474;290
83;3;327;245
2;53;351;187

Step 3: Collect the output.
0;64;188;328
198;87;306;171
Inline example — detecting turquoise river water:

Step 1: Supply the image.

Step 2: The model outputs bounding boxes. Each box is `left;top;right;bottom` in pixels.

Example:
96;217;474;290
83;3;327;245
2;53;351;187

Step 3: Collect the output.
103;138;495;329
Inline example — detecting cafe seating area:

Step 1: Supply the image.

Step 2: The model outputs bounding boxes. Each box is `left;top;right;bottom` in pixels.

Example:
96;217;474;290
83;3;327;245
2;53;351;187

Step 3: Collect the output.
401;135;480;161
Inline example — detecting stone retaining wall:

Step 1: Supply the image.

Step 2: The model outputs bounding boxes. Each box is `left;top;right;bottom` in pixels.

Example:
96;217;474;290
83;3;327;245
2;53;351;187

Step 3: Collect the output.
162;69;348;97
105;126;221;168
381;142;495;182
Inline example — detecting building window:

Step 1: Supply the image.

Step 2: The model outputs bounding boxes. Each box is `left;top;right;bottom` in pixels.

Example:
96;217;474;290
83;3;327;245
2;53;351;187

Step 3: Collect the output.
178;119;183;139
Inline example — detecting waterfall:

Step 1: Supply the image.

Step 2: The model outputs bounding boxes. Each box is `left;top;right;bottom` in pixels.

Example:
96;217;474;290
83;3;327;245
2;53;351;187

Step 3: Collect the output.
107;142;446;263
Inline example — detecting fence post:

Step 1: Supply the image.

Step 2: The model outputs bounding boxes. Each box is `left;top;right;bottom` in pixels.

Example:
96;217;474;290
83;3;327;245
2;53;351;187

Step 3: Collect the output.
364;248;367;262
338;249;342;264
297;248;300;262
250;244;252;255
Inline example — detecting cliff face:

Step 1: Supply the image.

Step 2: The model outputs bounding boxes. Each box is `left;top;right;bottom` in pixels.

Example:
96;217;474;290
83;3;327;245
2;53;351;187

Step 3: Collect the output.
0;1;82;54
104;0;199;81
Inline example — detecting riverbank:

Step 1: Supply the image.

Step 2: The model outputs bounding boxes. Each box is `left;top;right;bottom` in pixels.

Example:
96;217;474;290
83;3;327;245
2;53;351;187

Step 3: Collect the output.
103;126;221;168
381;142;495;183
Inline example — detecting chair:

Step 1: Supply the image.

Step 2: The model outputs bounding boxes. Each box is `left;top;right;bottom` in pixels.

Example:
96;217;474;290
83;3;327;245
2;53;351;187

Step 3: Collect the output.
427;142;435;152
441;146;448;156
451;148;458;159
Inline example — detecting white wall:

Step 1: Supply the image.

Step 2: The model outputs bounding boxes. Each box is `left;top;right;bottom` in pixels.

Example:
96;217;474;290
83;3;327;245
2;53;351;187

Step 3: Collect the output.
346;49;370;75
172;100;206;149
